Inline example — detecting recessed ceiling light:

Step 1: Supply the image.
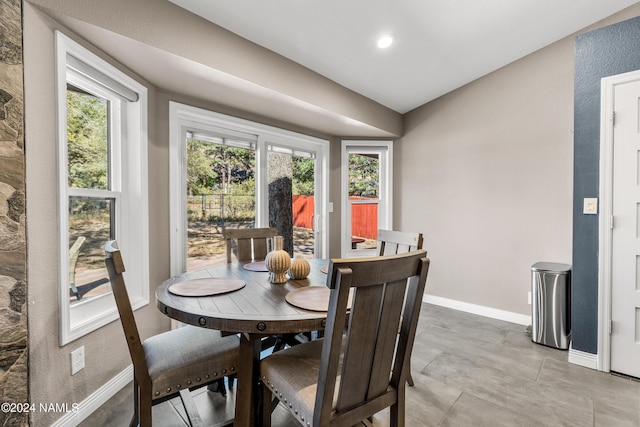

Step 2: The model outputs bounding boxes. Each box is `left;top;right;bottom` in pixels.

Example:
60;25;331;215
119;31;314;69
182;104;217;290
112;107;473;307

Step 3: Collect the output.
377;34;395;49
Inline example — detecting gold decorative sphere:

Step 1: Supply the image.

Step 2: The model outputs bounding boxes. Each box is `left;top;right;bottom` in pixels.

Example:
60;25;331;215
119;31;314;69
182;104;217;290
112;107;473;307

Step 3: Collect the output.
265;236;291;284
288;256;311;279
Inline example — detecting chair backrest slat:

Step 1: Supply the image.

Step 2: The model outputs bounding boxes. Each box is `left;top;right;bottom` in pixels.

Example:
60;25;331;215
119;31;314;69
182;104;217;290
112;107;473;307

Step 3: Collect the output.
337;284;384;411
104;240;150;386
315;251;430;424
367;279;407;397
224;227;278;263
377;229;424;256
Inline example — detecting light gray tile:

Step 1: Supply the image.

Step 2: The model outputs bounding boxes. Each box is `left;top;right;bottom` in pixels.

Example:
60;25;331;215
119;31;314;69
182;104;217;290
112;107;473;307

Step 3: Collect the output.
423;352;594;427
538;358;640;414
420;325;544;382
503;328;570;363
371;372;463;427
595;400;640;427
440;392;541;427
81;305;640;427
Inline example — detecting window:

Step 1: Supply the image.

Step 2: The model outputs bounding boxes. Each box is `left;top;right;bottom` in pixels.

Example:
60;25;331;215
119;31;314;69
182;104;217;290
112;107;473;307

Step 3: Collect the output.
169;102;329;275
56;32;149;345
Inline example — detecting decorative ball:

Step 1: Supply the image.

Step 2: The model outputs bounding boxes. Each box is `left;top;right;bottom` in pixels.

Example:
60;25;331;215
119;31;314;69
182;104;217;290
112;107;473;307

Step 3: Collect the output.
288;256;311;279
265;236;291;284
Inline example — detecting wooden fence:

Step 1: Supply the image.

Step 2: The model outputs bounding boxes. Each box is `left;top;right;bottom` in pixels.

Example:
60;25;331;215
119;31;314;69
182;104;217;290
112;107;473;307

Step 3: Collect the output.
190;194;378;240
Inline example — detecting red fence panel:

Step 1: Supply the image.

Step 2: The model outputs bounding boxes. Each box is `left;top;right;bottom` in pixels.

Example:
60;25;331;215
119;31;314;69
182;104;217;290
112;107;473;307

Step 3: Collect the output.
292;195;378;240
350;197;378;240
292;195;314;229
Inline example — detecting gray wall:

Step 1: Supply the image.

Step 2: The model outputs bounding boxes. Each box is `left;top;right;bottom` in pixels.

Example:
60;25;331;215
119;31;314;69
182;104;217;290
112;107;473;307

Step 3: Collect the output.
398;3;640;355
0;0;28;425
399;29;574;317
572;15;640;354
23;6;169;426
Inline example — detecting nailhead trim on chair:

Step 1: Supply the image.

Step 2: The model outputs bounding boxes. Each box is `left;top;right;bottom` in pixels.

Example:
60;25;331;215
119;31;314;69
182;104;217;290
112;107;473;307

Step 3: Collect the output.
153;365;237;398
264;375;312;426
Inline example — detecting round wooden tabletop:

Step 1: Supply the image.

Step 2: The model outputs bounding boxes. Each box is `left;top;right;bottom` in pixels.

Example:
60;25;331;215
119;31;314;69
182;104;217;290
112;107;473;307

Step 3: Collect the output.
156;258;331;336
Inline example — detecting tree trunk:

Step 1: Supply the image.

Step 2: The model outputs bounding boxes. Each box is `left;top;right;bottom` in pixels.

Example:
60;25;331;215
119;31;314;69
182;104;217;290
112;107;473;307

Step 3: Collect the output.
268;153;293;255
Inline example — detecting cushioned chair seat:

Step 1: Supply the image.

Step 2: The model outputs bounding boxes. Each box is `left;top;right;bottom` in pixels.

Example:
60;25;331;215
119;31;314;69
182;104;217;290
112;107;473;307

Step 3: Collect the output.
261;339;344;424
145;326;239;399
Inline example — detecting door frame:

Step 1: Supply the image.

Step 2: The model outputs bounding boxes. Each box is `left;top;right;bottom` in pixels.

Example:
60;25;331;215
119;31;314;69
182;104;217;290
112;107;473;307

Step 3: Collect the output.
169;102;329;275
597;69;640;372
340;140;393;257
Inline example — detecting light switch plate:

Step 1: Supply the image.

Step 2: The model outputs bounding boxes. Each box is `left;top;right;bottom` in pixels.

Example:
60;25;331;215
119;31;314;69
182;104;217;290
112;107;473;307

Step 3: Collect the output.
583;198;598;215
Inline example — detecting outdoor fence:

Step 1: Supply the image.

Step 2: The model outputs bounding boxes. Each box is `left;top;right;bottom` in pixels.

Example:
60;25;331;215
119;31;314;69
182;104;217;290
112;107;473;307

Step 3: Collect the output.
188;194;378;239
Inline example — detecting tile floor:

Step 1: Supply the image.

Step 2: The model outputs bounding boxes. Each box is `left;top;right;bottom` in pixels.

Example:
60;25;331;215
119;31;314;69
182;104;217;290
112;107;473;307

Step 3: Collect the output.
79;304;640;426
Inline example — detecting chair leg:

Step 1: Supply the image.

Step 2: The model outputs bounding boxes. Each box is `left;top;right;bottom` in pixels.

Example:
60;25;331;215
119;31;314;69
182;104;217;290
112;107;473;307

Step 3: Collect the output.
228;374;236;389
261;381;274;427
207;378;227;396
138;386;153;427
407;373;415;387
130;378;140;427
179;389;205;427
406;360;414;386
390;386;406;427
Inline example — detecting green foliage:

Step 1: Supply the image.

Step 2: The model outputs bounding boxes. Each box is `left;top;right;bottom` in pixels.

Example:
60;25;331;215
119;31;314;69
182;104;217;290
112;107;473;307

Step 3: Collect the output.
66;87;109;189
187;139;218;195
187;138;255;195
292;157;315;195
349;153;379;197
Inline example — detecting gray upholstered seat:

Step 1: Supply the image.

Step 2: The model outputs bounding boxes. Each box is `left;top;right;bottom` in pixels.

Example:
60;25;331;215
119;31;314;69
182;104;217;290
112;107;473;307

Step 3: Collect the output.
260;251;430;427
144;326;238;400
104;240;239;427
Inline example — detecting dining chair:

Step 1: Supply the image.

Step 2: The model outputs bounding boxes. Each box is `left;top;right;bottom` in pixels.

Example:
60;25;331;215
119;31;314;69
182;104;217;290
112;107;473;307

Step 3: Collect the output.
69;235;86;300
377;229;424;255
377;229;424;386
260;250;430;427
224;227;278;263
224;227;303;351
104;240;240;427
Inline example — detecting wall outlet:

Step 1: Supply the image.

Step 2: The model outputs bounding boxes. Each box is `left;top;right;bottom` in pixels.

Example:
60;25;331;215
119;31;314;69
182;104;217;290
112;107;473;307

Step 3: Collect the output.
71;346;85;375
528;291;532;305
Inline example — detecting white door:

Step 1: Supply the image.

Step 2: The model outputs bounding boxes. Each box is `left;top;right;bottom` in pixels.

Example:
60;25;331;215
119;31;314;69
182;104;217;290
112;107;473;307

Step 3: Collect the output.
610;78;640;378
341;141;392;257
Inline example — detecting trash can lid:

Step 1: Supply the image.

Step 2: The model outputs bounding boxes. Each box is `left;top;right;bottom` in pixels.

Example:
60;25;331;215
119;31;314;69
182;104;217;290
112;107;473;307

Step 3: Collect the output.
532;262;571;273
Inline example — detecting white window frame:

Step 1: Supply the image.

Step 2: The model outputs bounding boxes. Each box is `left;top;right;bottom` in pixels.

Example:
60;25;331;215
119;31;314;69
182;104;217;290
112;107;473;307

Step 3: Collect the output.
56;31;149;345
341;140;393;257
169;102;329;276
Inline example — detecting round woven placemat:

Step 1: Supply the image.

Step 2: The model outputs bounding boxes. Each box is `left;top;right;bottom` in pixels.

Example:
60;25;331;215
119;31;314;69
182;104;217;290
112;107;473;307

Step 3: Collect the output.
168;278;245;297
243;261;268;272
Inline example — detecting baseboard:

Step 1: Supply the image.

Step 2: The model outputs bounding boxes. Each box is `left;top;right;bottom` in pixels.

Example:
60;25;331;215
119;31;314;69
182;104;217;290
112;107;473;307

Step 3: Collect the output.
423;294;531;326
51;365;133;427
568;346;598;370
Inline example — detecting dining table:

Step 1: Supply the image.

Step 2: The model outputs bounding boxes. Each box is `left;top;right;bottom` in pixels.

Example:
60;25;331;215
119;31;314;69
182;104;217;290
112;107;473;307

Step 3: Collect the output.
155;258;331;427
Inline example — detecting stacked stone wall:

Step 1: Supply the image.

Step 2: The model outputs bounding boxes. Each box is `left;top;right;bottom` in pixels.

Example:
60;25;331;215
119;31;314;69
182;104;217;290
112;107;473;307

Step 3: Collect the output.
0;0;28;425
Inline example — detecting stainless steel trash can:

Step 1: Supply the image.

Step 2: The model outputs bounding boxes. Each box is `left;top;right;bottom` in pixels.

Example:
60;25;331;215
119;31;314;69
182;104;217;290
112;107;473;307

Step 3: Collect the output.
531;262;571;350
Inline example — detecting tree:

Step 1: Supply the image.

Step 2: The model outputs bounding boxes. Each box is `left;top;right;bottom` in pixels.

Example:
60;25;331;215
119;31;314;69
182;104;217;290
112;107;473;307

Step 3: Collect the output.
66;88;108;190
348;153;379;197
187;139;217;195
292;157;315;195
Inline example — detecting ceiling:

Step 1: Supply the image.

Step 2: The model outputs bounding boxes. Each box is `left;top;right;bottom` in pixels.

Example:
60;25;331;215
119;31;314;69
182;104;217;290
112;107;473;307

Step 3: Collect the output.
169;0;639;114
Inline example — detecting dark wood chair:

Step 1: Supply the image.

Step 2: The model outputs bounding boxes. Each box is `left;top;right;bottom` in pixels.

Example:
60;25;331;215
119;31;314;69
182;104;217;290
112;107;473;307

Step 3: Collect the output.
69;236;86;300
224;227;304;351
224;227;278;263
260;250;430;427
104;240;239;427
377;229;425;386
